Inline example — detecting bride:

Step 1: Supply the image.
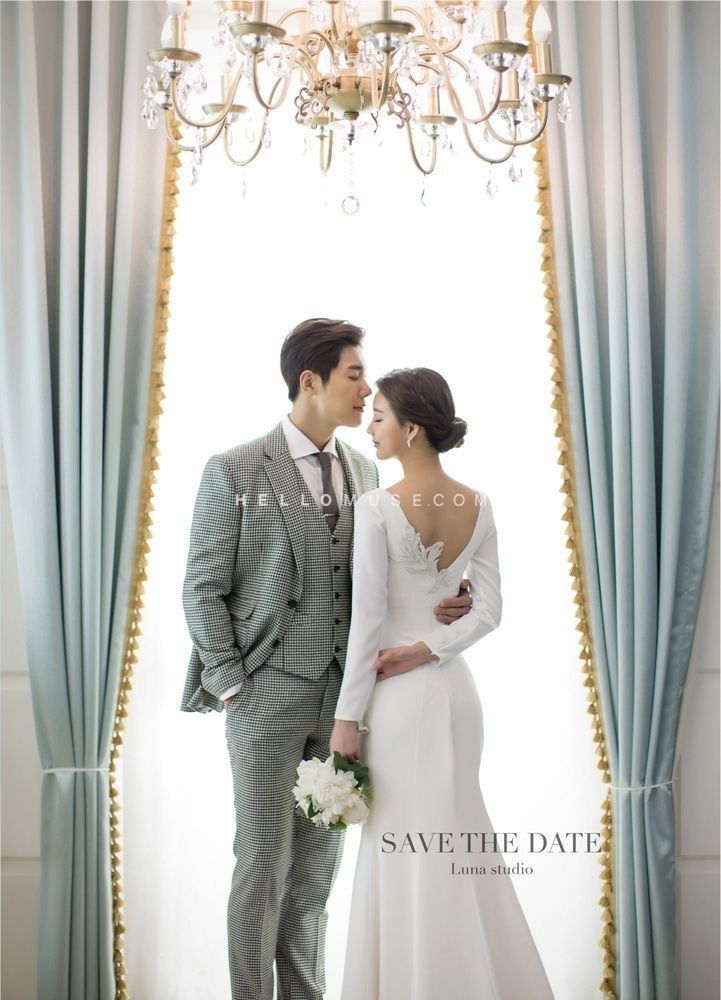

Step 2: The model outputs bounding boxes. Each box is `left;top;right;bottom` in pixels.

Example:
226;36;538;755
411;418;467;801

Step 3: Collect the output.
330;367;554;999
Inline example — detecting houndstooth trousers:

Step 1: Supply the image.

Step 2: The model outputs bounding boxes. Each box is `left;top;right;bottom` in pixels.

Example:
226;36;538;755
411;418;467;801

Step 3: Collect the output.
224;661;345;1000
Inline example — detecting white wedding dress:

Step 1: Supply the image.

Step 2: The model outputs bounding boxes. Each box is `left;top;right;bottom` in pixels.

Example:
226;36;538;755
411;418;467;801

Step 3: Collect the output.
334;488;554;1000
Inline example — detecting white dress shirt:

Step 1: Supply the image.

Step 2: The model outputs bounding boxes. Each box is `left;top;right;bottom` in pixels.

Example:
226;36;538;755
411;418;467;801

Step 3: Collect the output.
218;416;345;703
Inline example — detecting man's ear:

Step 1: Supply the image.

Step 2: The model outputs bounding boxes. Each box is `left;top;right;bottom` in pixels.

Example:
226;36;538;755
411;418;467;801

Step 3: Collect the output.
298;369;318;395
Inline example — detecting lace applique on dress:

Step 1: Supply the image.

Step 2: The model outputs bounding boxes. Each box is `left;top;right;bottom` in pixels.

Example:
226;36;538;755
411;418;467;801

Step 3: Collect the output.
396;521;450;578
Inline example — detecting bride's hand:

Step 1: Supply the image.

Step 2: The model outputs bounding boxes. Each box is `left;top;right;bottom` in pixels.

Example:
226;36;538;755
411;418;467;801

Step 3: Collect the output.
373;642;437;682
330;720;361;762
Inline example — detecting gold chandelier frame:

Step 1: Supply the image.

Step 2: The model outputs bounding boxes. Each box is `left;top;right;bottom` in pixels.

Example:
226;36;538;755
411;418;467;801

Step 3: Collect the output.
140;0;572;183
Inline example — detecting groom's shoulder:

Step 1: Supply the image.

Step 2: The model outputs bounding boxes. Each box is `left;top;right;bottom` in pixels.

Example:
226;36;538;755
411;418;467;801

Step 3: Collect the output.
218;424;280;471
337;437;378;479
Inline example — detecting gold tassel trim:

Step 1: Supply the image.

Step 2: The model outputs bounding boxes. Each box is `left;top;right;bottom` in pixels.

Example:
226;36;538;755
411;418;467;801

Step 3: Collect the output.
522;3;616;995
108;120;182;999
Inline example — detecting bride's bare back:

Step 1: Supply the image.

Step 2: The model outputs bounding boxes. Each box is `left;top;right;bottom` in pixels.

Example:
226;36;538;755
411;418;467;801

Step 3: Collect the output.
385;476;482;571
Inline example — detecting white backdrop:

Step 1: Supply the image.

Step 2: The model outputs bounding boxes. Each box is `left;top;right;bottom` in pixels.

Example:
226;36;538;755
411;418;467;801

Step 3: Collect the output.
122;6;604;998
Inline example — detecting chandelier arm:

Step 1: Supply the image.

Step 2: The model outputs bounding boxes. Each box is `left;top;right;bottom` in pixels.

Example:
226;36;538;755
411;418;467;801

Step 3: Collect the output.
408;63;433;87
250;53;297;111
443;51;497;121
393;6;432;36
162;111;225;151
292;47;319;85
277;7;307;29
299;30;337;61
394;6;461;56
249;28;333;112
414;46;504;126
168;66;243;131
223;117;266;167
435;24;464;56
405;122;437;175
459;119;514;164
370;52;393;109
484;99;549;146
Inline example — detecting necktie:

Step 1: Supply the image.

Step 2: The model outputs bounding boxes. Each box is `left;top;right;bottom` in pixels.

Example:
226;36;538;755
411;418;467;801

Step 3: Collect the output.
314;452;339;533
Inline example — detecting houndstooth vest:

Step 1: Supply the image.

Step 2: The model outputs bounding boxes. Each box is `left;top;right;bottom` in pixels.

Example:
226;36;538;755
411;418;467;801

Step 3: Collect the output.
263;462;354;681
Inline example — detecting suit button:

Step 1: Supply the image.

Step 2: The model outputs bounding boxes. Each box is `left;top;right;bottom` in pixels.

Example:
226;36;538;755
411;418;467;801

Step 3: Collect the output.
334;592;340;599
333;565;340;572
272;639;280;648
287;599;298;608
331;537;339;545
334;645;341;653
334;618;341;625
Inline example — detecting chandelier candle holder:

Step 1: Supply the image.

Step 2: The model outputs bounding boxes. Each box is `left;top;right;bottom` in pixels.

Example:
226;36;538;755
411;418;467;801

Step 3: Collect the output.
141;0;572;210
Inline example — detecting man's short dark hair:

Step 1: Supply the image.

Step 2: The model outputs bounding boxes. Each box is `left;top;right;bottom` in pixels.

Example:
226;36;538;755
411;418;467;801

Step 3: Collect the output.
280;318;365;401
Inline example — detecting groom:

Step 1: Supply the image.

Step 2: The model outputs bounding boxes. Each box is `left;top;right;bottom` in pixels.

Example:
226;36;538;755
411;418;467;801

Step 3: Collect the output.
180;318;472;1000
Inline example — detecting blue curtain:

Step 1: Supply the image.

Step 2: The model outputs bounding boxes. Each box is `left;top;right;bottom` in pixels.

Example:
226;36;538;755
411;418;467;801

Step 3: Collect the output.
0;2;166;996
546;2;719;997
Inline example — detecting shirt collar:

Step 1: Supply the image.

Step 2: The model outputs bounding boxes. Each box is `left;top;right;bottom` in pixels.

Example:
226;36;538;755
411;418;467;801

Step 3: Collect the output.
282;414;339;461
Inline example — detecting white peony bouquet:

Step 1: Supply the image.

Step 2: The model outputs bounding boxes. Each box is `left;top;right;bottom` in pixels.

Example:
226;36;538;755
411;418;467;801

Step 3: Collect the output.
293;752;372;831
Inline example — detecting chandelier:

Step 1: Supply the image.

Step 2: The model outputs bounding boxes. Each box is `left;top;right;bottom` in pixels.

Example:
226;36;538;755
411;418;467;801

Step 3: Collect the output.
141;1;572;211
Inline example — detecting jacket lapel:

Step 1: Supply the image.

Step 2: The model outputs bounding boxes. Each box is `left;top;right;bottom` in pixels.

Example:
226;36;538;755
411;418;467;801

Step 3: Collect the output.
336;438;364;577
335;438;363;504
263;423;307;579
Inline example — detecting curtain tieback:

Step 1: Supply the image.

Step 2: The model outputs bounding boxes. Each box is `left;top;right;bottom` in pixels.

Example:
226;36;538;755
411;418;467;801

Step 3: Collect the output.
610;780;673;791
42;767;109;773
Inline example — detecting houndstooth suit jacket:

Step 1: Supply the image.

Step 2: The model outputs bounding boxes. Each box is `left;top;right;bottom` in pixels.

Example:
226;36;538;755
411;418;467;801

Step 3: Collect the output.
181;421;379;714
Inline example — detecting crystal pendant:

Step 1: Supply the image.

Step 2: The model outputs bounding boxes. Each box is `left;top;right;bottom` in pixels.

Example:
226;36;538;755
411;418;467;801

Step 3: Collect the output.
465;63;479;88
265;40;291;78
342;195;360;215
193;128;206;166
308;0;325;30
192;63;208;95
143;73;158;98
392;40;418;77
520;90;536;125
190;164;199;186
343;0;359;29
557;85;572;123
508;157;522;183
141;98;159;130
158;58;171;90
262;124;272;148
518;54;535;90
485;169;498;199
420;175;429;207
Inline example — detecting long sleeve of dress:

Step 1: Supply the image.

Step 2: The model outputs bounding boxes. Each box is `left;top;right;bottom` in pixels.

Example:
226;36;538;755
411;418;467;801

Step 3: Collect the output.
334;491;389;724
420;493;502;665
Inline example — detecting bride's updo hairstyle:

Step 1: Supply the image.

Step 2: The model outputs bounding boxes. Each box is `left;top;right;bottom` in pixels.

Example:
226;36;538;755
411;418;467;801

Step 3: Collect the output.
376;367;468;453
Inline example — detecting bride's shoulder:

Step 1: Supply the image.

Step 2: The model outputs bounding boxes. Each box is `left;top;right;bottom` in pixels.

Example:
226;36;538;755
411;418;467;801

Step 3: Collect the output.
353;487;397;522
